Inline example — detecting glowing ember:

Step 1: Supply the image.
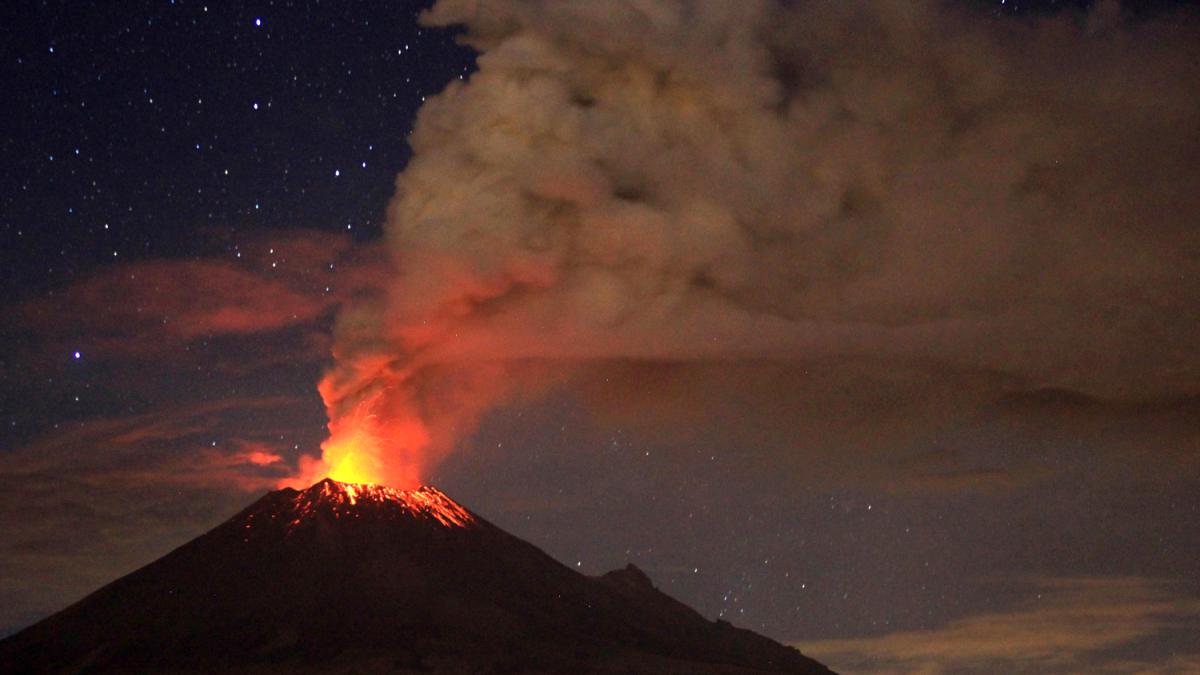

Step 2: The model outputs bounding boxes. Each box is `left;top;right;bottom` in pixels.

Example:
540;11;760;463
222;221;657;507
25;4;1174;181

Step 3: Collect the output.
285;478;475;529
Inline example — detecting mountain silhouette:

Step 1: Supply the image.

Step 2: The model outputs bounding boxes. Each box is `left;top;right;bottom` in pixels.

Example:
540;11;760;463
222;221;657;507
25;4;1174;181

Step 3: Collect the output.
0;479;835;674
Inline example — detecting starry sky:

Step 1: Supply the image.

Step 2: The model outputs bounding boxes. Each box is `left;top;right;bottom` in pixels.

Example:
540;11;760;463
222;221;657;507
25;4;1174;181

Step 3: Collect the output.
2;1;1199;673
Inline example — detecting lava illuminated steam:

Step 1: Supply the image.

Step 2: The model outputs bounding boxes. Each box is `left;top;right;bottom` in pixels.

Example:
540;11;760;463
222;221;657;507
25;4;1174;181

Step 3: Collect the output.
281;0;1200;499
283;380;432;489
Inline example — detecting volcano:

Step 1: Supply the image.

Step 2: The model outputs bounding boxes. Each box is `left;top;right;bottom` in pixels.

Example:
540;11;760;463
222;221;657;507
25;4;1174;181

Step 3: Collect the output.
0;479;834;674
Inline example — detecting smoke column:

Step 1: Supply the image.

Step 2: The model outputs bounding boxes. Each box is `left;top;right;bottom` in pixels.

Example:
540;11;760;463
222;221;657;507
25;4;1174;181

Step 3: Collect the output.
291;0;1200;488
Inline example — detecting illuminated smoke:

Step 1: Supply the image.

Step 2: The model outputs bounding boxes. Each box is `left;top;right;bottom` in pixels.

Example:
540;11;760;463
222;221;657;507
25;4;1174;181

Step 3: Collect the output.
291;0;1200;487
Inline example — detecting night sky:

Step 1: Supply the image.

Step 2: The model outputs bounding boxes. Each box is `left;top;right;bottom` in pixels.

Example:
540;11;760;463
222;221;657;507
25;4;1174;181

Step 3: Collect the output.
3;1;1199;673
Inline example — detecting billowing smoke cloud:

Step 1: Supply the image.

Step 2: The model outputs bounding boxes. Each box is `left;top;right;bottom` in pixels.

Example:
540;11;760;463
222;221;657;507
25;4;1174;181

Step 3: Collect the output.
296;0;1200;487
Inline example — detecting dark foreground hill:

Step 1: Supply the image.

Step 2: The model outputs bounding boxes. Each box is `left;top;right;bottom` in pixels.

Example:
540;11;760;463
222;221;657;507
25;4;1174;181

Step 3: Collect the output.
0;479;834;674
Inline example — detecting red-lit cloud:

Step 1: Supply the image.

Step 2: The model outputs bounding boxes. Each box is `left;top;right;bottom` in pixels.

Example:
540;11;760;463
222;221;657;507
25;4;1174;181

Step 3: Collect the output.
0;396;299;488
18;229;385;364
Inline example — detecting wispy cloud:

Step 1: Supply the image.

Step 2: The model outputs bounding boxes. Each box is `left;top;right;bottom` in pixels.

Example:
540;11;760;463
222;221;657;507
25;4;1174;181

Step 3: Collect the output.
0;396;298;479
794;577;1200;674
15;228;385;365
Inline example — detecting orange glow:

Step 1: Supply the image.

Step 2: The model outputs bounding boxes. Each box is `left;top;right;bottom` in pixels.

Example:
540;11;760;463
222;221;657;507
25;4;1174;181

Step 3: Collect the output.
241;450;284;466
278;479;475;529
280;373;432;490
322;401;430;488
325;444;379;485
282;312;517;490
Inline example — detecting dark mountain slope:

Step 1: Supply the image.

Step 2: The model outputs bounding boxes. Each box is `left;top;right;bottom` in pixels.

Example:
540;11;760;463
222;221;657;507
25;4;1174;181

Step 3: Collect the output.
0;479;834;674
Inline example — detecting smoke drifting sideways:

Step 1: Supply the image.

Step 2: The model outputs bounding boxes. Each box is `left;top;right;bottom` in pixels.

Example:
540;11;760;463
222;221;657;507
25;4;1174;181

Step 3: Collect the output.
288;0;1200;489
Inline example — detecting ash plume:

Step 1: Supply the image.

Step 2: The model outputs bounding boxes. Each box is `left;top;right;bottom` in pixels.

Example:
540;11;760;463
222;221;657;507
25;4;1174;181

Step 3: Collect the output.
297;0;1200;487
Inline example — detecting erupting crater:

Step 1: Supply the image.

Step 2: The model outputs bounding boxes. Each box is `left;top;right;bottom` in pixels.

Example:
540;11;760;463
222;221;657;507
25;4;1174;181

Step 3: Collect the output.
282;478;476;529
0;477;835;673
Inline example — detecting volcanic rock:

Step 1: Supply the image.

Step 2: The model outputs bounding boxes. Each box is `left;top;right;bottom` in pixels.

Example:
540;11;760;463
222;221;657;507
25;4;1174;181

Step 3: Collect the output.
0;479;835;674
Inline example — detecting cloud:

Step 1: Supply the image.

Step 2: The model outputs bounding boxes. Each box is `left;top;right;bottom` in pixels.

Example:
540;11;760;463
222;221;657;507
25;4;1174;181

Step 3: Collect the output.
221;441;286;467
794;577;1200;674
894;466;1039;493
0;396;299;489
1094;654;1200;675
294;0;1200;486
16;229;384;364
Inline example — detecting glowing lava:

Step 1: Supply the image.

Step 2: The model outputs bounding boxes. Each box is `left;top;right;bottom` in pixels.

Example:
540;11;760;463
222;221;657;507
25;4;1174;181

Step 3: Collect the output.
286;479;476;529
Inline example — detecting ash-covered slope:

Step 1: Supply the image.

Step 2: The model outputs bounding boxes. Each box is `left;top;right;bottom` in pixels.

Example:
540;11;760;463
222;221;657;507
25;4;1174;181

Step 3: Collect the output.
0;479;834;674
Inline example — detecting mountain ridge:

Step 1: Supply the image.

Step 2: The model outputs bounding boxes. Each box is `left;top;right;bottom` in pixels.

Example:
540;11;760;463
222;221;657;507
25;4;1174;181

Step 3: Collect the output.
0;479;835;674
